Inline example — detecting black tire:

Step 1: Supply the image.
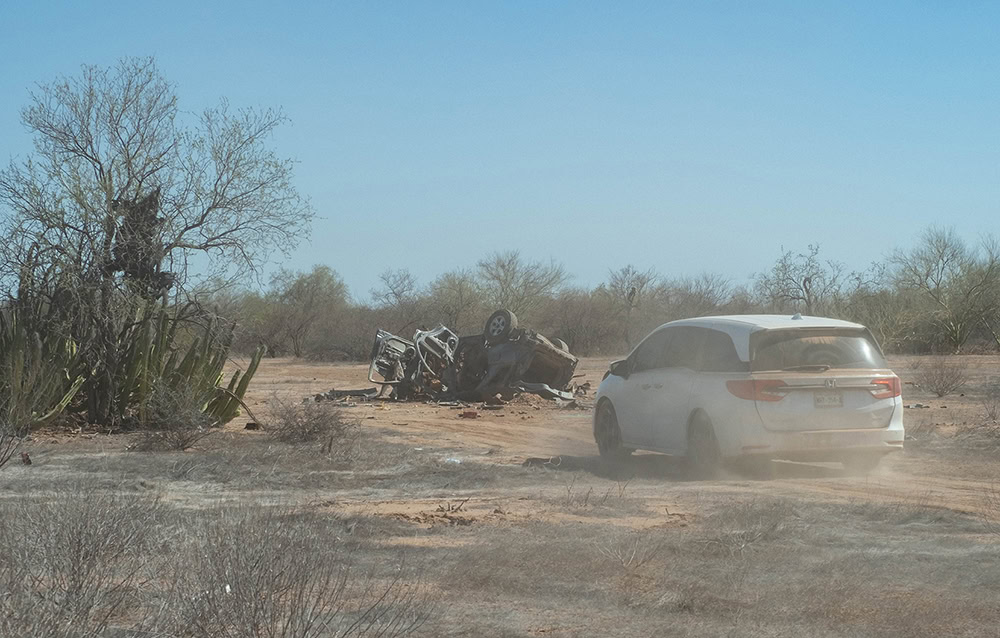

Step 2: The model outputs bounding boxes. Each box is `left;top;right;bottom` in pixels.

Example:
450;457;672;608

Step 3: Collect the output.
686;412;722;479
552;338;569;352
843;453;883;475
484;309;518;345
594;400;632;462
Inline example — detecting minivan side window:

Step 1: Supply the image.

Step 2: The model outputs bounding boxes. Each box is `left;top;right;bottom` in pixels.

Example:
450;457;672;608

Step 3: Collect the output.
631;329;671;373
658;326;705;370
698;329;749;372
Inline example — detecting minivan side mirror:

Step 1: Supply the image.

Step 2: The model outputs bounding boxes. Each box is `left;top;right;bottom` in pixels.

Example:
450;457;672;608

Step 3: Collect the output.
608;359;630;379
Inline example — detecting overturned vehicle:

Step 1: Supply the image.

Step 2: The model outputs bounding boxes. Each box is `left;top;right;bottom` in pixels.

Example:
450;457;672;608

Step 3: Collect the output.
369;309;578;401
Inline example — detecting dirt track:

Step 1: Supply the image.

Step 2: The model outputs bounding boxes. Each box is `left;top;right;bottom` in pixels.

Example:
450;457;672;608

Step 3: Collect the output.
241;356;1000;519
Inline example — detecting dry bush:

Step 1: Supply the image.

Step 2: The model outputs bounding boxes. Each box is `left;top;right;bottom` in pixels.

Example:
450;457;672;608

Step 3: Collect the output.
598;530;663;571
560;475;633;511
0;418;18;470
168;505;429;638
266;394;358;447
984;484;1000;536
701;499;797;557
597;530;665;606
913;356;968;397
0;488;430;638
982;377;1000;422
137;381;217;451
0;488;165;637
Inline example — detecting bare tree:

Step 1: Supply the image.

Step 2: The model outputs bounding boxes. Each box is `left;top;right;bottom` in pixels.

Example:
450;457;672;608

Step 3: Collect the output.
371;269;418;309
666;273;732;318
538;287;618;354
273;266;348;357
842;263;921;352
603;265;660;349
370;268;425;334
892;227;1000;352
0;58;312;424
427;269;484;333
476;250;569;318
0;58;310;283
754;244;844;315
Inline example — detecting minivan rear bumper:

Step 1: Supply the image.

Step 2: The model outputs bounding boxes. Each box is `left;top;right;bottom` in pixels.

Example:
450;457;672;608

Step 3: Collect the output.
737;433;903;462
724;405;904;462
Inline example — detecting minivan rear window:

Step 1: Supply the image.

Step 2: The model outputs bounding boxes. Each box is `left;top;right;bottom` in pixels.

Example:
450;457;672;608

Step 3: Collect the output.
751;329;887;371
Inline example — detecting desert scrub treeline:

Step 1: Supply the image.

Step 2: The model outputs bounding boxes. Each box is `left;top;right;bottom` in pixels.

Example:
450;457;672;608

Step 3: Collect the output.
210;229;1000;360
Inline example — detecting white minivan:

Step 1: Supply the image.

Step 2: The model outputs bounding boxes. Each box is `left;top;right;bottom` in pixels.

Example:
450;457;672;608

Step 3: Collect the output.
593;315;904;474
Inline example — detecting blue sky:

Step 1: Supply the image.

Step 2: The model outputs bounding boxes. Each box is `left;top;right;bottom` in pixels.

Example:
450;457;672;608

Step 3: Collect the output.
1;1;997;299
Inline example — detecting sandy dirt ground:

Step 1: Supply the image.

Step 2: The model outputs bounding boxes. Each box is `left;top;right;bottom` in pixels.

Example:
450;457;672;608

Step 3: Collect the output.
8;354;1000;636
236;355;1000;519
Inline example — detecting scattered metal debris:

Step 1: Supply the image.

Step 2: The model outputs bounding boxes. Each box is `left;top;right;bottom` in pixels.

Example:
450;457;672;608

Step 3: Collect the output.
313;387;379;402
368;308;578;402
522;455;564;468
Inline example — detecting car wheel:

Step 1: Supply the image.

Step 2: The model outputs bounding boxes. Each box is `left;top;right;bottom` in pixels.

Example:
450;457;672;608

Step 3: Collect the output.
595;400;632;462
552;338;569;352
687;412;722;479
484;309;518;345
843;453;883;475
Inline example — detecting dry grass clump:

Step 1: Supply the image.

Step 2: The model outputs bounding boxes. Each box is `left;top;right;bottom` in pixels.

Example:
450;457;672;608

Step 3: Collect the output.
981;377;1000;422
169;505;429;638
266;394;359;447
700;498;797;557
0;487;165;637
0;488;430;637
0;417;19;469
137;381;217;451
914;356;968;397
558;475;635;513
597;530;663;571
983;484;1000;536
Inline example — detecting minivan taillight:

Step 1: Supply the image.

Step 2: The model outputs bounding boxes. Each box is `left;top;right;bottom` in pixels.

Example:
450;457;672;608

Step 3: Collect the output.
870;377;901;399
726;379;788;402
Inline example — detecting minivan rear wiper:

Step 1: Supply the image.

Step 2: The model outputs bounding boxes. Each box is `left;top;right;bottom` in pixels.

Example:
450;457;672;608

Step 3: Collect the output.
781;364;831;372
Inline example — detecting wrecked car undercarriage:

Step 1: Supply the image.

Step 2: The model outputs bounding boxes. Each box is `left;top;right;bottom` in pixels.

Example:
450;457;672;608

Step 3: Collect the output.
368;309;579;402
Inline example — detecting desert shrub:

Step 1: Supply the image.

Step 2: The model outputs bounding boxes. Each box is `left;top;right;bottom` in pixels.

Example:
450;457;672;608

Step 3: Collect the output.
0;489;430;637
702;499;797;557
0;418;18;470
598;530;663;571
982;377;1000;422
137;381;217;451
168;505;428;638
913;356;968;397
0;488;165;637
267;394;358;446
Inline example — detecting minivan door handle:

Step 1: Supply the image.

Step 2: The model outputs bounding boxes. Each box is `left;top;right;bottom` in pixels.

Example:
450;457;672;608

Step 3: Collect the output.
641;384;651;390
652;383;663;389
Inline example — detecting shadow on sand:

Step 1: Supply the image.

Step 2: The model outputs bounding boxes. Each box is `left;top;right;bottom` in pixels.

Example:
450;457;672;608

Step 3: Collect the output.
522;453;847;482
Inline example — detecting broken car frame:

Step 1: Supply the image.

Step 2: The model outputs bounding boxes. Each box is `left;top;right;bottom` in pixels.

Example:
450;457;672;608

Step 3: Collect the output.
368;309;578;401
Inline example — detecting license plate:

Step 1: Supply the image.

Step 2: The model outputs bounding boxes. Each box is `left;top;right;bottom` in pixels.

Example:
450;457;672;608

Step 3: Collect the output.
814;391;843;408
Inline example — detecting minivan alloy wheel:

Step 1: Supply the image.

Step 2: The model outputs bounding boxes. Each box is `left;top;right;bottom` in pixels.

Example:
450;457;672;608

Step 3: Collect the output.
595;401;631;461
687;414;722;477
